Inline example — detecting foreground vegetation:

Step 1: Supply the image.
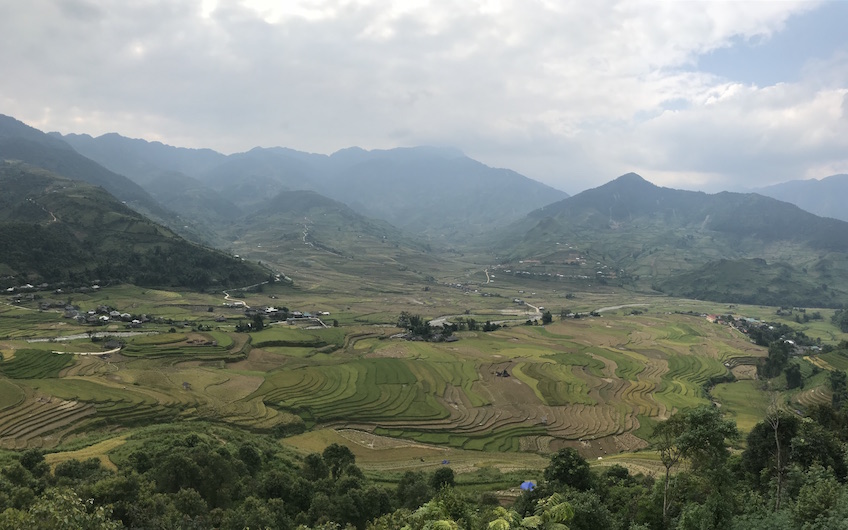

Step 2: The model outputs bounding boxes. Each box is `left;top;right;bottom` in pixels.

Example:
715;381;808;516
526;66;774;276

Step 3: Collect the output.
4;402;848;529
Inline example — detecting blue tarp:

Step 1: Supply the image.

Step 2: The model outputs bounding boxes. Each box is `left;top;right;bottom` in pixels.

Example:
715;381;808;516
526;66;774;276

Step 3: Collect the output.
520;481;535;491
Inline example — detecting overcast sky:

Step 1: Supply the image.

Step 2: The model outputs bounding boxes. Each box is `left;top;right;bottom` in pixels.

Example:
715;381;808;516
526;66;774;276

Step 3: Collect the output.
2;1;847;194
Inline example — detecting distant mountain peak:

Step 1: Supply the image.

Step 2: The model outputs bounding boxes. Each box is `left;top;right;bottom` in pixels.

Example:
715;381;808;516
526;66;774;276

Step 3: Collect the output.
611;172;651;185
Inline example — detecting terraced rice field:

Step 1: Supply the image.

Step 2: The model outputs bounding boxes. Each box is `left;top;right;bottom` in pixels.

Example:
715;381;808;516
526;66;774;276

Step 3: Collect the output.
0;307;780;455
242;312;769;456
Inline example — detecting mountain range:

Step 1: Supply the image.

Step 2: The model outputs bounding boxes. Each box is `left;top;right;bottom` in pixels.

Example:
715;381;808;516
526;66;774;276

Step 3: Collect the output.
55;132;568;239
3;113;848;307
755;174;848;223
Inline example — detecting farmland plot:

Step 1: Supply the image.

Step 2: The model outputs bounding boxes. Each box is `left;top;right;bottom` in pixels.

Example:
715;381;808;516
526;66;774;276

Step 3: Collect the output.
243;313;768;456
0;305;775;456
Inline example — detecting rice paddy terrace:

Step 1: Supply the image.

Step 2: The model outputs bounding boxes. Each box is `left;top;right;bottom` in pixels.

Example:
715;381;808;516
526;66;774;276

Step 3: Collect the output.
2;284;811;465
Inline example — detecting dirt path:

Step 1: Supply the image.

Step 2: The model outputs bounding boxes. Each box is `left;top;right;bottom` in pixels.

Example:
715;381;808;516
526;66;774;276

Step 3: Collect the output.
429;303;541;327
594;303;648;313
52;346;122;356
222;279;273;309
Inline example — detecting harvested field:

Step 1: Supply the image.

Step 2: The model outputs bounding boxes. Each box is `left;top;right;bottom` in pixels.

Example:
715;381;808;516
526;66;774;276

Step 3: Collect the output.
44;435;128;471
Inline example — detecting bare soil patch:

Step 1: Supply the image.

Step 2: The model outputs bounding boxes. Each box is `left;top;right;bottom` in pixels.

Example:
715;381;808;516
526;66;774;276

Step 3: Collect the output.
731;364;758;380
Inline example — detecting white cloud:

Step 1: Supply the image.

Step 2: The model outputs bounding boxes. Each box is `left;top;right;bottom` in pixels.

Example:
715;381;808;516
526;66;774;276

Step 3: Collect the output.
0;0;843;193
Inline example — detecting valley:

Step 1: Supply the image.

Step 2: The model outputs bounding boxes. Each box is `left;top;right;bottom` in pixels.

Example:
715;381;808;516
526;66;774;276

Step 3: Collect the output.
2;265;842;474
2;115;848;528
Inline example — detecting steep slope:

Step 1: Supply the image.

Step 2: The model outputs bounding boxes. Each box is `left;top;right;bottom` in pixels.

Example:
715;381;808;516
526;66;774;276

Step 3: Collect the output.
224;189;444;291
493;173;848;306
142;171;243;240
0;115;169;218
0;161;267;289
231;189;427;258
755;174;848;222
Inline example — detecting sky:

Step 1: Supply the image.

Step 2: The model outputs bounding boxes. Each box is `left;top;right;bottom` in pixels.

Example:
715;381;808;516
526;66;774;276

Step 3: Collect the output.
2;0;847;195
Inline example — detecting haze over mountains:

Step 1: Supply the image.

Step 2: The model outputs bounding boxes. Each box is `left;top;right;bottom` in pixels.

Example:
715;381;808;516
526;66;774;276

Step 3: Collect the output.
755;174;848;223
56;131;568;240
3;113;848;307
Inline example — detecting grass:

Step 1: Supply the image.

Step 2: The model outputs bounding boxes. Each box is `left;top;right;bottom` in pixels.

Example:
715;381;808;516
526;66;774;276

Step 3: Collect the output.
0;349;73;379
0;379;25;410
711;380;771;433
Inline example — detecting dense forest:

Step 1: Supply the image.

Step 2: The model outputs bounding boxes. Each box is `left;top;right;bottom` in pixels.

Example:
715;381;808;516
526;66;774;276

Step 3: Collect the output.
4;400;848;529
0;162;268;290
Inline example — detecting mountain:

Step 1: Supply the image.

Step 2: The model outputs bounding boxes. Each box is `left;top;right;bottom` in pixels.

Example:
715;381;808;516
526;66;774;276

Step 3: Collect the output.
141;171;243;244
224;189;445;291
0;161;267;290
659;258;843;308
755;174;848;222
318;147;569;239
54;131;226;183
0;115;171;221
51;132;569;240
235;189;424;256
493;173;848;306
196;148;320;209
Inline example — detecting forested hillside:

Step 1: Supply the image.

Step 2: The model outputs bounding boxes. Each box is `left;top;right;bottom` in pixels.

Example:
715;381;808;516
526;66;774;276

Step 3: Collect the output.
0;161;267;289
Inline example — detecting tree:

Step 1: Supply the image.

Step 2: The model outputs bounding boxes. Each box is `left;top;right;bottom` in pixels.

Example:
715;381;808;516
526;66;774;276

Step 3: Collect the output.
830;370;848;408
543;447;592;491
483;321;500;332
832;309;848;333
518;493;574;530
302;453;329;481
760;341;790;379
785;364;802;390
652;406;738;522
322;443;355;480
652;412;687;522
790;420;848;479
397;471;431;510
541;311;553;325
430;467;455;490
0;488;122;530
238;443;262;474
742;410;799;509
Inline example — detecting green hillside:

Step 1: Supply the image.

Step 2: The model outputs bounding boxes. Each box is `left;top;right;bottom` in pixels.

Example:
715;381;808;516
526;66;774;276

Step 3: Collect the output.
0;161;268;289
491;173;848;307
0;115;172;223
659;258;847;308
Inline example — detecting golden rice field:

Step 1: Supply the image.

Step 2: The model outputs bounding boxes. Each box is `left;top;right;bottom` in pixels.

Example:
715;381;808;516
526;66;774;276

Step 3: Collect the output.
0;286;836;466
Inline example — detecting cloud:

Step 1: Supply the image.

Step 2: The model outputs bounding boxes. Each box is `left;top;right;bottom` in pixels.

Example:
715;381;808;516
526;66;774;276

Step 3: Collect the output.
0;0;843;193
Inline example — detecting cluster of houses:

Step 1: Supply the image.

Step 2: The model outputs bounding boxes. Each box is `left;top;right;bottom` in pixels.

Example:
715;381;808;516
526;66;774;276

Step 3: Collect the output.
704;313;822;355
5;282;104;296
232;305;332;327
63;304;147;328
704;313;765;329
5;282;50;293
